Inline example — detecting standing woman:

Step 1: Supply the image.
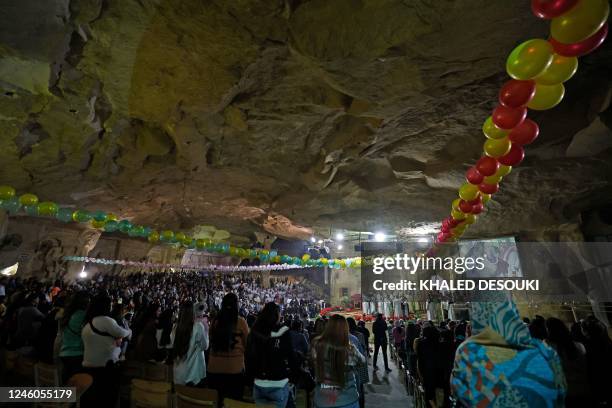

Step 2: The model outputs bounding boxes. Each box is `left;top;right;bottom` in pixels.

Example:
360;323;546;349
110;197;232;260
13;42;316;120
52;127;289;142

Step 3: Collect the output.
80;293;131;407
246;302;298;407
207;293;249;404
58;291;90;383
173;301;209;386
311;315;365;408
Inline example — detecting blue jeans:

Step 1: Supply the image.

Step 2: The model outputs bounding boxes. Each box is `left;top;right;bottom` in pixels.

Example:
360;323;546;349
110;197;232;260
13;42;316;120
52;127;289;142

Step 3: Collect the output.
253;383;294;408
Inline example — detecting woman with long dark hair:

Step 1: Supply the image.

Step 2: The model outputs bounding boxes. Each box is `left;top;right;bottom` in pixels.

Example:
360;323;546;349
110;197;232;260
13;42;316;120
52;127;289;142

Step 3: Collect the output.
246;302;298;407
58;291;90;382
311;314;365;408
156;308;175;360
173;301;208;386
208;293;249;403
133;302;160;362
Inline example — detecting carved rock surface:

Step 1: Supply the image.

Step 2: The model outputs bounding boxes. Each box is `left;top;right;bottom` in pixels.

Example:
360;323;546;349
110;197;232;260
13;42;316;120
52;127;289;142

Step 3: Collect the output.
0;0;611;240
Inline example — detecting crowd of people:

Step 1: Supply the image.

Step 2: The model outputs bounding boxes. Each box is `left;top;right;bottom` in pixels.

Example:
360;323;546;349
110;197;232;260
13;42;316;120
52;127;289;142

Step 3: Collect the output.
0;272;611;408
0;272;369;408
384;312;611;407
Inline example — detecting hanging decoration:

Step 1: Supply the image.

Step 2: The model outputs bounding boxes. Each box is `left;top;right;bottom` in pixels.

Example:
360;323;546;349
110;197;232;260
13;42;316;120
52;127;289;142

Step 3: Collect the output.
0;187;361;268
436;0;608;245
63;256;316;272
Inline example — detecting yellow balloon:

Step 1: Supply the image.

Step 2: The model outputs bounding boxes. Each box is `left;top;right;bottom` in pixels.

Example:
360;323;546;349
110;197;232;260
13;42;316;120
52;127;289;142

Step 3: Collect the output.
91;220;106;229
19;193;39;207
302;254;310;262
484;137;512;158
506;39;554;80
458;183;479;201
535;54;578;85
551;0;609;44
451;208;466;221
107;213;118;221
464;214;476;225
481;193;492;204
320;258;328;265
452;198;461;210
495;165;512;177
148;231;160;243
528;83;565;110
484;175;503;184
483;116;508;140
0;185;16;200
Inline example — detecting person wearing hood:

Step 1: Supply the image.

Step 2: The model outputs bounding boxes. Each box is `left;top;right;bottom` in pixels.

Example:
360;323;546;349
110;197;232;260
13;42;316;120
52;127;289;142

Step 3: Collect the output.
246;302;299;408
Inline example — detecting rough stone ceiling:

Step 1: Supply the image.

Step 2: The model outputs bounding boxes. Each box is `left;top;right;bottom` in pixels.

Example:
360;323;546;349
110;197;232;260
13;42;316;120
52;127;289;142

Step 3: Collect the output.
0;0;611;242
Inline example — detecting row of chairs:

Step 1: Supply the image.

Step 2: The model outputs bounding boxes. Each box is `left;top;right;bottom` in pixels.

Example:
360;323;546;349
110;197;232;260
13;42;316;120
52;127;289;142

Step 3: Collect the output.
2;351;280;408
131;379;274;408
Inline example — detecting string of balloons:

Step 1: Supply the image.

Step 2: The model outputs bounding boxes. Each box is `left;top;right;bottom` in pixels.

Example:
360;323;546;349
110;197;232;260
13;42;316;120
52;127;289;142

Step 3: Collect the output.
0;186;362;269
436;0;608;244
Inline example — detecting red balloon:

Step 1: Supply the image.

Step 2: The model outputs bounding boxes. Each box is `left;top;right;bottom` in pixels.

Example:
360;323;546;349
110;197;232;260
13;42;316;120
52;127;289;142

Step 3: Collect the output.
479;182;499;195
459;200;473;213
550;23;608;57
449;218;463;228
468;196;482;206
442;218;451;230
471;202;484;214
492;105;528;130
441;224;450;233
509;119;539;145
476;156;499;177
498;144;525;166
499;80;536;108
466;167;484;185
531;0;579;19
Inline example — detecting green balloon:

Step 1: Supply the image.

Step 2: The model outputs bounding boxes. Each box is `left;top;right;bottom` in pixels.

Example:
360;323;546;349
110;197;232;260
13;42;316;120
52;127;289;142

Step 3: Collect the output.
128;225;144;237
56;208;73;222
73;210;92;223
37;201;58;216
24;205;39;216
104;220;119;232
118;220;132;233
92;210;107;222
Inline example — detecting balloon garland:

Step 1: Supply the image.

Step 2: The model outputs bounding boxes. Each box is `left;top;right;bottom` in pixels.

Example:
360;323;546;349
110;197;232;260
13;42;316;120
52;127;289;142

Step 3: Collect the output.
0;185;362;269
63;256;311;272
436;0;609;244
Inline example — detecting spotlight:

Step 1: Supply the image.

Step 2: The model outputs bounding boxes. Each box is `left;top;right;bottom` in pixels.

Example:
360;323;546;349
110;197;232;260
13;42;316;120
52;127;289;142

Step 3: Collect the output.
317;239;323;244
335;233;344;241
79;270;88;279
374;232;386;242
310;237;316;243
337;244;343;250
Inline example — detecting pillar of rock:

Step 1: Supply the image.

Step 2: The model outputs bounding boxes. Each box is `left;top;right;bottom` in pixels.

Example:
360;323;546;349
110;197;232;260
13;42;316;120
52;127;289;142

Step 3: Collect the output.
67;228;102;281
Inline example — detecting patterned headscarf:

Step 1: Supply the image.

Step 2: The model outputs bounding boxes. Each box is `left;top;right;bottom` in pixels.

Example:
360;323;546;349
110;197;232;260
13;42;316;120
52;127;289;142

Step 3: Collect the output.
451;294;566;407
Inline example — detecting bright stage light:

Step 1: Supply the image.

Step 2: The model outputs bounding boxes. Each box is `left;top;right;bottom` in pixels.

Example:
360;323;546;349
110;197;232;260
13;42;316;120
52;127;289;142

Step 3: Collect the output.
310;237;316;243
374;232;386;242
337;244;343;250
318;239;323;244
335;233;344;241
79;270;88;279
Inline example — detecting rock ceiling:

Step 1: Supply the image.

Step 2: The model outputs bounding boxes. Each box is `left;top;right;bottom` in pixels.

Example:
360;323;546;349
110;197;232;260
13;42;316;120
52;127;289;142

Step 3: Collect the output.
1;0;611;243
